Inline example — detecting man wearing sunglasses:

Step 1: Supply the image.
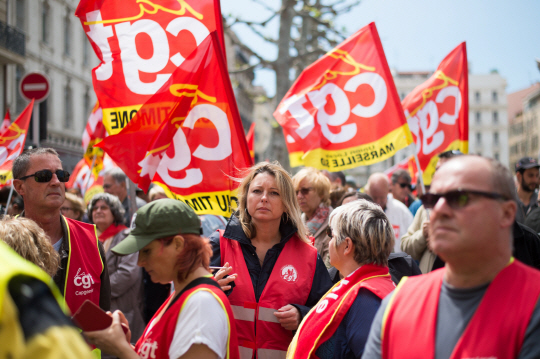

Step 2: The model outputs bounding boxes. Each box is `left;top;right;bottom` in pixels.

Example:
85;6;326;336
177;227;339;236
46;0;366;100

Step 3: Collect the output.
12;148;111;318
364;155;540;359
389;169;414;207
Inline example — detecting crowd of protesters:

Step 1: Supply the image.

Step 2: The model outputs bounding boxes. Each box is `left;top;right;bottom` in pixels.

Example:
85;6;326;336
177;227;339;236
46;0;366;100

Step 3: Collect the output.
2;147;540;358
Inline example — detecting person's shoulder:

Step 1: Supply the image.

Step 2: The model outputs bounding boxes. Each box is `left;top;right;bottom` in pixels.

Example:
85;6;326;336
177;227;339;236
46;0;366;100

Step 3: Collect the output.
389;198;413;216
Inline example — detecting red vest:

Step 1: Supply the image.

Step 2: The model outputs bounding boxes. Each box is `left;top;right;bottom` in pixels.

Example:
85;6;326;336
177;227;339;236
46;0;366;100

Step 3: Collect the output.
135;281;240;359
219;231;318;359
288;264;395;359
382;259;540;359
63;216;103;313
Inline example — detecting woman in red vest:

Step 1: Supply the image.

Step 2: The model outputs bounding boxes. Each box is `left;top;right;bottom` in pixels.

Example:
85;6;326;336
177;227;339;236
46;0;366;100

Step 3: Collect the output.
210;162;333;359
288;199;396;359
85;199;239;359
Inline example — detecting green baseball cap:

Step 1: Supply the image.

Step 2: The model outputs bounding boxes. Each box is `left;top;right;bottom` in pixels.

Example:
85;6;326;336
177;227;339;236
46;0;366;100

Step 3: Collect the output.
111;199;201;256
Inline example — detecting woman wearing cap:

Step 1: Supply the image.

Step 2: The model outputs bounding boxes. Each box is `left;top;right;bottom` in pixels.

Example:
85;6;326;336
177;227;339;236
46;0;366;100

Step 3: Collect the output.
210;162;332;359
288;200;395;359
85;199;240;359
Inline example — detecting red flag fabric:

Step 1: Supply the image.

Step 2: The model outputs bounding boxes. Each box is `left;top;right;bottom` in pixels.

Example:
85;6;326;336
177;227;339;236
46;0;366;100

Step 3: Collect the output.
82;101;107;177
1;108;11;134
274;22;412;171
403;43;468;185
0;101;34;187
246;122;255;162
75;0;226;135
97;33;252;216
66;154;118;204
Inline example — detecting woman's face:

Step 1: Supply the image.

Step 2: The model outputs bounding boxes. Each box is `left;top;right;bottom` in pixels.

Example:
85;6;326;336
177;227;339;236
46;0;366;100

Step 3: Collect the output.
296;178;322;217
246;172;285;225
61;199;80;220
92;200;115;230
137;237;180;284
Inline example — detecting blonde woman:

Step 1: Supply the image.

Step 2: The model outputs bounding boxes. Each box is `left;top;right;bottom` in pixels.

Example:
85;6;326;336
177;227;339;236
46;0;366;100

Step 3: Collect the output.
210;162;332;359
0;216;60;277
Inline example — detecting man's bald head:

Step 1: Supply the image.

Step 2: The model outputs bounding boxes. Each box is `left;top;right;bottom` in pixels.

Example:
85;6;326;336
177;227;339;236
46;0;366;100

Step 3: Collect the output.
366;173;389;209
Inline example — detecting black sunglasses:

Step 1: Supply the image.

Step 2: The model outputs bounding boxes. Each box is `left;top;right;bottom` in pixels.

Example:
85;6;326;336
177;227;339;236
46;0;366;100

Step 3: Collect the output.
398;182;412;189
421;189;507;210
18;169;70;183
296;187;313;196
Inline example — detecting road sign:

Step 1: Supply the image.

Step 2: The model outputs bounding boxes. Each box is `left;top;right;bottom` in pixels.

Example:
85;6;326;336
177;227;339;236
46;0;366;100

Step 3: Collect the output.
19;72;50;103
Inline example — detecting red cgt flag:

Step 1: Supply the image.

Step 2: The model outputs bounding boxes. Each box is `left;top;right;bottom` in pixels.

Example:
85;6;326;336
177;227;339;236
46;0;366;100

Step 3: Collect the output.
1;108;11;134
274;22;412;171
97;33;252;216
82;101;107;177
403;43;468;185
246;122;255;162
75;0;226;135
0;100;34;187
66;154;118;203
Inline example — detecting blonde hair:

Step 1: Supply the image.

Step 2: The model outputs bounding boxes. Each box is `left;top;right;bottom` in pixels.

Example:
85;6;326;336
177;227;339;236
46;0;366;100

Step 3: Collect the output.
64;192;85;220
0;216;60;277
236;162;309;242
292;168;332;206
149;185;167;201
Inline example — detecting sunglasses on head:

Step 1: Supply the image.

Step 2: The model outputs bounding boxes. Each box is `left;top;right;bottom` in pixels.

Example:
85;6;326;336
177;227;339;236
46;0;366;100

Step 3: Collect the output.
18;169;70;183
421;189;507;210
296;187;313;196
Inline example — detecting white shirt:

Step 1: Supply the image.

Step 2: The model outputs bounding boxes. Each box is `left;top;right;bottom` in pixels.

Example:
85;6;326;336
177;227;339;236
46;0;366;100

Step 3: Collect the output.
384;194;414;252
168;290;228;359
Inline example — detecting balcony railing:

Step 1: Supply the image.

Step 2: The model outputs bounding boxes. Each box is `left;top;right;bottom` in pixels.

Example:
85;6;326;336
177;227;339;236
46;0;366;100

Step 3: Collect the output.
0;20;25;57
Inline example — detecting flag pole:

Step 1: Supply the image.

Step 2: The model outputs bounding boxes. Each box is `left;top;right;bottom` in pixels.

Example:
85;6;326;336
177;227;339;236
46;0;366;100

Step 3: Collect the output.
84;154;97;193
4;182;14;215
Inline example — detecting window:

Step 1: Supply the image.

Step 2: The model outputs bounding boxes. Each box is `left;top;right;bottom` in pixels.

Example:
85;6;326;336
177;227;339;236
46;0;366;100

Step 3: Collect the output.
15;65;26;113
64;80;73;129
84;87;91;119
493;111;498;124
494;153;499;161
15;0;26;31
64;11;71;55
41;2;50;43
475;91;480;103
476;132;481;143
475;112;481;124
493;132;499;145
82;32;89;66
492;91;498;103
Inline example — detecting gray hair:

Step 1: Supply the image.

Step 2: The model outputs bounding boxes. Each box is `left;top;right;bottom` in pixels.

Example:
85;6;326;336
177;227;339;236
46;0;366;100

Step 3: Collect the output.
13;148;60;180
103;167;127;184
87;192;125;226
391;169;411;185
329;199;394;266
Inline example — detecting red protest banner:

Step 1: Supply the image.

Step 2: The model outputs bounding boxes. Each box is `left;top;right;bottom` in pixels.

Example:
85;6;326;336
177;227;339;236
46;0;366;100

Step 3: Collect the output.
246;122;255;162
0;101;34;187
403;43;468;185
75;0;226;135
274;22;412;171
66;154;118;204
97;33;252;216
82;101;107;177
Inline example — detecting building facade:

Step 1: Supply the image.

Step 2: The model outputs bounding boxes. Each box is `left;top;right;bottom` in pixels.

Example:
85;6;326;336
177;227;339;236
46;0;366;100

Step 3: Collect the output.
2;0;99;171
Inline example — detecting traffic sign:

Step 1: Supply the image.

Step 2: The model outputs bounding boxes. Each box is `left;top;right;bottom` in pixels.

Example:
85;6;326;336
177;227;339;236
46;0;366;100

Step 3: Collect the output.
19;72;50;103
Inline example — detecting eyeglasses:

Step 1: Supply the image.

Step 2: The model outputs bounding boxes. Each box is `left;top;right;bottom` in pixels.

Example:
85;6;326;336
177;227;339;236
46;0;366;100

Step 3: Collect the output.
18;169;70;183
397;182;412;190
421;189;508;210
296;187;313;196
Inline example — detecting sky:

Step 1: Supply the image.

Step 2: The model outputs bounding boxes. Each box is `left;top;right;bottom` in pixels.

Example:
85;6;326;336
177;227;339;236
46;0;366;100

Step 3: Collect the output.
221;0;540;98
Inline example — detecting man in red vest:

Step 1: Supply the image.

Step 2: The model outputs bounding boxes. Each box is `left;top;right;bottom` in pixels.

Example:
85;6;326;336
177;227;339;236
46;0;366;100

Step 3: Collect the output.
13;148;110;313
363;155;540;359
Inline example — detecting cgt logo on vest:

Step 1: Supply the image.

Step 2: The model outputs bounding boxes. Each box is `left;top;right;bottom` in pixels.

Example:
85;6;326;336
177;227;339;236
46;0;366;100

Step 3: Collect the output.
280;265;298;283
139;339;158;359
74;268;95;296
